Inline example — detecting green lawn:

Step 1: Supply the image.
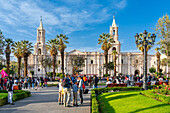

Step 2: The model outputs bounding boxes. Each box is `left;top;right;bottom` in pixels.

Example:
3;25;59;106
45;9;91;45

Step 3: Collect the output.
98;91;170;113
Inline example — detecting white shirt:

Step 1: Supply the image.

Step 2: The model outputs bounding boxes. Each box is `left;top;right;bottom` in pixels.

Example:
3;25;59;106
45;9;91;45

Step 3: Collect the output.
106;81;112;85
59;83;62;91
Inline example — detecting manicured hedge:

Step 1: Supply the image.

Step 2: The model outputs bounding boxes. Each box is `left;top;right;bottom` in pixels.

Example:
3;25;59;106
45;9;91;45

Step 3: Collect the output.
47;83;58;87
93;87;142;95
141;89;170;104
0;90;31;106
91;90;99;113
91;87;142;113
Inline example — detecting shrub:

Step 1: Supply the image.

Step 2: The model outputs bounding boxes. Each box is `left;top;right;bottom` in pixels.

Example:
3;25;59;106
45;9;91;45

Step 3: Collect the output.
92;87;142;95
91;90;99;113
0;90;31;106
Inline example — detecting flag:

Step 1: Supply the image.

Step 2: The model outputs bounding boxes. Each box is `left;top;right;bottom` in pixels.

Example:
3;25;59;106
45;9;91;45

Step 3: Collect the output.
0;69;8;78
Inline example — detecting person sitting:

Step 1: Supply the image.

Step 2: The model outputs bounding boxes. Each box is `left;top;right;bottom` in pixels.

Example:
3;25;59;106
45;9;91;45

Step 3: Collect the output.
165;78;169;82
106;79;112;87
139;79;143;83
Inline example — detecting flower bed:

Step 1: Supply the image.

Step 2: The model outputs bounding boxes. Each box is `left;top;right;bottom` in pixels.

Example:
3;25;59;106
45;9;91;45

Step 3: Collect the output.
141;84;170;104
141;89;170;104
0;90;31;106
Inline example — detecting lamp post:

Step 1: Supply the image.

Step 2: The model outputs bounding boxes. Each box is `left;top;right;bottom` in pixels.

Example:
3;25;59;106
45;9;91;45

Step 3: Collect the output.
10;65;15;78
135;30;156;90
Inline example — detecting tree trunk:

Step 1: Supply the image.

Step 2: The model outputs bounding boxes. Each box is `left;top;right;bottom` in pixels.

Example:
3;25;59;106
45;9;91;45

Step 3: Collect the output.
18;57;22;78
6;53;10;76
52;55;56;80
104;50;108;74
114;55;116;77
61;51;64;75
24;55;28;77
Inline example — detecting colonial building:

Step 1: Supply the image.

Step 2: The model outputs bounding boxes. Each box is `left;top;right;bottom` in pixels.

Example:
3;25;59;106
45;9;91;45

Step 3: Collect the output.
28;17;169;77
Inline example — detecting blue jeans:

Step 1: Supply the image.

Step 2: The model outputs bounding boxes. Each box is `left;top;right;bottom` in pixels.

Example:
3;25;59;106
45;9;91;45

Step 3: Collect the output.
32;83;34;89
93;85;98;89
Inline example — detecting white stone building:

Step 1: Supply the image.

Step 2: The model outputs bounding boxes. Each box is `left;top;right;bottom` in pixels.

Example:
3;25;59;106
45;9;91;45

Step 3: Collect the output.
28;17;169;77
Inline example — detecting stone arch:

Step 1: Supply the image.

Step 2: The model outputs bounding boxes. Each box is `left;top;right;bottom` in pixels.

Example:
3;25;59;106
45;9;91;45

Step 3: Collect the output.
134;70;140;76
112;47;116;51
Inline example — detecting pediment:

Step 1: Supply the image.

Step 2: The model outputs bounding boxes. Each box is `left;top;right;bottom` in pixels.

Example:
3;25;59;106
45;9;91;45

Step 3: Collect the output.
67;49;84;55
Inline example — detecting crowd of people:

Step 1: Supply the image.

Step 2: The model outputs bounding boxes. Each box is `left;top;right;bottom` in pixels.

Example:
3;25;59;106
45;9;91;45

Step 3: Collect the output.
0;77;48;90
105;74;169;86
58;74;98;107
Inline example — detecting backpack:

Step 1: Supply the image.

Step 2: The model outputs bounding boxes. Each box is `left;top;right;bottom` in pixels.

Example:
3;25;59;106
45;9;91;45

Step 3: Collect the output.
83;89;89;94
62;78;68;87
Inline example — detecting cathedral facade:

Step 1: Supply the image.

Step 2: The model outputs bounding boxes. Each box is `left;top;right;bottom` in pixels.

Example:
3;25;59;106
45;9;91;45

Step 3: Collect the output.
28;17;168;77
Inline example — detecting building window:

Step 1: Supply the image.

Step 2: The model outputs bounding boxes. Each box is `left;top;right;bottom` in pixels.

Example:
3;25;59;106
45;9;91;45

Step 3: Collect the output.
91;60;93;64
113;30;115;35
112;47;116;51
38;68;40;71
136;59;138;63
122;59;123;64
38;49;41;55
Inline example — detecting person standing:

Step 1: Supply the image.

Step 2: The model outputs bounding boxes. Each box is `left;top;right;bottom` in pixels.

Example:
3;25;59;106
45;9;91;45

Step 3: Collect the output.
32;77;35;89
73;81;78;106
7;77;14;105
63;74;72;107
28;77;31;89
93;75;98;89
83;75;87;86
58;79;63;105
78;76;83;105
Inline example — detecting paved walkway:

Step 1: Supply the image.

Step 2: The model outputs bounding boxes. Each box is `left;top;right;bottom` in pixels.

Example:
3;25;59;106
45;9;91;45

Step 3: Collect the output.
0;87;91;113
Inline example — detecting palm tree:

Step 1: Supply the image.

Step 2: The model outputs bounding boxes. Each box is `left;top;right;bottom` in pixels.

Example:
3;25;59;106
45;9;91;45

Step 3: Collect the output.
112;50;118;76
21;40;33;77
98;33;114;74
12;41;23;77
155;48;161;73
4;39;14;76
56;34;69;75
46;39;58;79
0;30;4;57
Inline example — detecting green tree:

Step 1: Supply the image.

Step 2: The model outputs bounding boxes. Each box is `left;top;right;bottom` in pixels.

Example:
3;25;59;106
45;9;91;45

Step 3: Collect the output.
56;34;69;75
4;38;14;76
46;39;58;79
149;67;156;74
11;41;23;77
21;40;33;77
38;56;52;76
98;33;114;74
154;14;170;57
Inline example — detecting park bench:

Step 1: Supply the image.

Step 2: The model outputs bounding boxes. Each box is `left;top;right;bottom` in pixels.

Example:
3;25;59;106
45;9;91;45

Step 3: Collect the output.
118;83;127;87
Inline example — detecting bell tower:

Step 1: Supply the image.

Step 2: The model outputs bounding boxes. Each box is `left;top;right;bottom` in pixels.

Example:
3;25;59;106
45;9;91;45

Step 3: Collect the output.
109;16;121;54
34;16;46;55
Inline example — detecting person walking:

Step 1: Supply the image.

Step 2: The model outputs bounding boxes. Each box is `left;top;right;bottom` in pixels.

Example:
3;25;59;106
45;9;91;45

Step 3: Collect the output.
7;77;14;105
63;74;72;107
58;79;63;105
93;75;98;89
73;81;78;106
28;77;31;89
83;75;87;86
78;76;83;105
32;77;35;89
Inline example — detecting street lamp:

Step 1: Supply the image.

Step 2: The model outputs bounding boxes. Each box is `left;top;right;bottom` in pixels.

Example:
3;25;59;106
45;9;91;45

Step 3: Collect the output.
10;65;15;78
135;30;156;90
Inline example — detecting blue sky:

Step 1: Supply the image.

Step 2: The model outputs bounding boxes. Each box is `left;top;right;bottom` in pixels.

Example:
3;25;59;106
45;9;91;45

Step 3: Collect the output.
0;0;169;54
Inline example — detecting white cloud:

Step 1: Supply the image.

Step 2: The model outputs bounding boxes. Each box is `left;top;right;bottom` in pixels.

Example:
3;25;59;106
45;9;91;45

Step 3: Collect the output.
114;0;127;9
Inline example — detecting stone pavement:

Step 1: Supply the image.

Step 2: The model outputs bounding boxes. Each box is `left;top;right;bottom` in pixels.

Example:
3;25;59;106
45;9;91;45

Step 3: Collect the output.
0;87;91;113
